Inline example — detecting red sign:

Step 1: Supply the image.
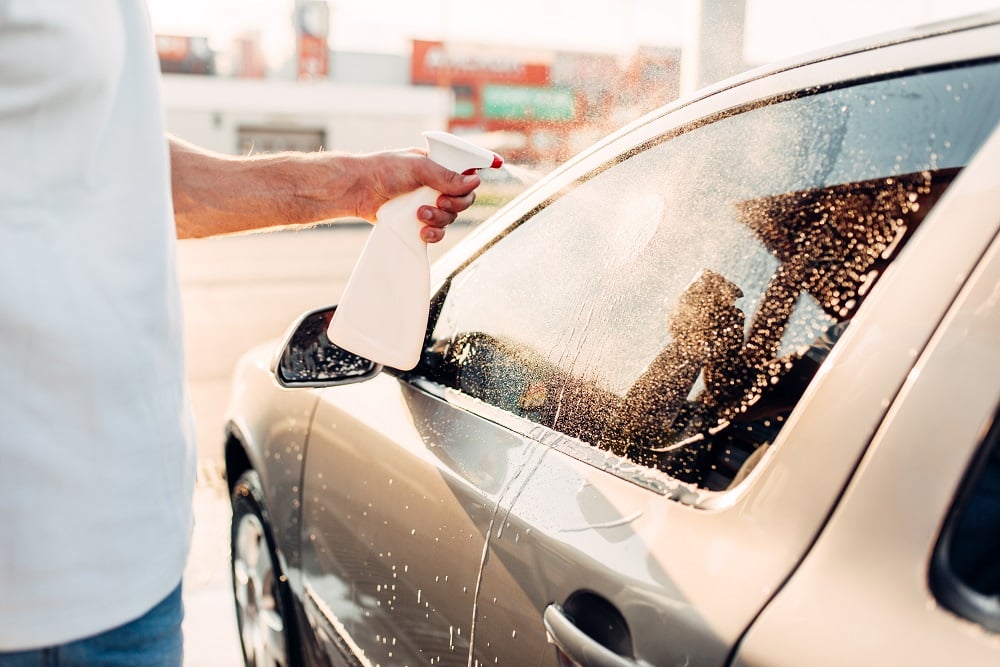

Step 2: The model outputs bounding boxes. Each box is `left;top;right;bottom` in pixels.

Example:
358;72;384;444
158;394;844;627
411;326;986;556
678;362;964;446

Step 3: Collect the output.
296;1;329;80
298;33;328;80
156;35;190;61
411;40;550;86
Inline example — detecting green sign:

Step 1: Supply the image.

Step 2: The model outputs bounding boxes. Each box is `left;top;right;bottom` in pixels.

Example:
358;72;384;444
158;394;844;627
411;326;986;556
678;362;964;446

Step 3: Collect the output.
453;98;476;120
482;85;575;122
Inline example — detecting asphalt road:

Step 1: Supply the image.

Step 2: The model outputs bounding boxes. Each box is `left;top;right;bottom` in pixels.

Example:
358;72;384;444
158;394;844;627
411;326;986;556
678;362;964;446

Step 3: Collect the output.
176;221;477;666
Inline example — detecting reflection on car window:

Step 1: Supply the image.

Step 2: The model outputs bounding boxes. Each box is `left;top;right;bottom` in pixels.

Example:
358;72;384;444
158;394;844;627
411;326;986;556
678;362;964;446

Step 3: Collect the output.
421;61;1000;491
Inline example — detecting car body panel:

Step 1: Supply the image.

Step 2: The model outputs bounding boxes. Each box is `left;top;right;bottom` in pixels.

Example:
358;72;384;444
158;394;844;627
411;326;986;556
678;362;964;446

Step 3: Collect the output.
226;342;320;592
299;374;545;666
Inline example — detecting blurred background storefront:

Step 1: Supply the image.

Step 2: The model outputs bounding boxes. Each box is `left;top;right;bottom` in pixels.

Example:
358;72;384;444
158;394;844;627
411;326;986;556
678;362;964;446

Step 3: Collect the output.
409;39;680;166
155;0;689;167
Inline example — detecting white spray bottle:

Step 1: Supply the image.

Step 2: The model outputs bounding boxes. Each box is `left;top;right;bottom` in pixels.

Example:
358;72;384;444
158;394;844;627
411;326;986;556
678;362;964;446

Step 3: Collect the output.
327;131;503;370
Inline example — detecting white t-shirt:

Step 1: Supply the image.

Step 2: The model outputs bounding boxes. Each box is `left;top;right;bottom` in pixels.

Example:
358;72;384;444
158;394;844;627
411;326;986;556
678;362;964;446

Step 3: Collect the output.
0;1;196;650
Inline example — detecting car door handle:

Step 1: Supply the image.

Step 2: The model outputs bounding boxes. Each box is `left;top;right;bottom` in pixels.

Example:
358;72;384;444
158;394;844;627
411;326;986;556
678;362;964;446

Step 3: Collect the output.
544;603;643;667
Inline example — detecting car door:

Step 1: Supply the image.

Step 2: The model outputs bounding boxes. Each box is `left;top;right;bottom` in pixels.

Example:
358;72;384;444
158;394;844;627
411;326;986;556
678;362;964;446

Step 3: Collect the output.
299;363;546;666
408;24;1000;667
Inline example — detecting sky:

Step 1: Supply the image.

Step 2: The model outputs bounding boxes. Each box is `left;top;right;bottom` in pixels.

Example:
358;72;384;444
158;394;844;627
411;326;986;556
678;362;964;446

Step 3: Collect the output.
146;0;1000;68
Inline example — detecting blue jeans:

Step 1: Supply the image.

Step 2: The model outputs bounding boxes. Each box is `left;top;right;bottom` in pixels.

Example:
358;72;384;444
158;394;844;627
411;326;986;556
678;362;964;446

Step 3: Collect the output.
0;583;184;667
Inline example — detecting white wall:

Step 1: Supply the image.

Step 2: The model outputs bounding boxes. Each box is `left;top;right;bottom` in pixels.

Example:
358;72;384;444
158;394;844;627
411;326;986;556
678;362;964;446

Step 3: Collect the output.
160;75;452;155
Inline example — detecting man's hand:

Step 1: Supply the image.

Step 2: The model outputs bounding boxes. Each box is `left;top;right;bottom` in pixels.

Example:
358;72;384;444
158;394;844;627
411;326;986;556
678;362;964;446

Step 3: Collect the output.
332;148;481;243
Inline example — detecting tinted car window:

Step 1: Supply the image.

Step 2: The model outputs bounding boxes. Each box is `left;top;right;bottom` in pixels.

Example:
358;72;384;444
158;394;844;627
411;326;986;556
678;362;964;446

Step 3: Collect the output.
421;62;1000;491
933;407;1000;632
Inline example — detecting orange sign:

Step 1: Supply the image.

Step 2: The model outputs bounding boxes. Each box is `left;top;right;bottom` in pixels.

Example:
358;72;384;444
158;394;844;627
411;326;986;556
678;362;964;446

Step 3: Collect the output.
156;35;190;62
298;33;328;80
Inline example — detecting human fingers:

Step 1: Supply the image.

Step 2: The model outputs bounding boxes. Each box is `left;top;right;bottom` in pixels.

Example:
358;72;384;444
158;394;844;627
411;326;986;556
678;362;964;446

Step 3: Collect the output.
420;224;447;244
418;184;477;224
437;189;477;214
417;203;457;229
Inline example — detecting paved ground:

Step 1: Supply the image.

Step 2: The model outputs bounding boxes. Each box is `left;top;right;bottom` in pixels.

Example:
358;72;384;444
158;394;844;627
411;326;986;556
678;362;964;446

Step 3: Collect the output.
182;470;241;666
177;221;478;666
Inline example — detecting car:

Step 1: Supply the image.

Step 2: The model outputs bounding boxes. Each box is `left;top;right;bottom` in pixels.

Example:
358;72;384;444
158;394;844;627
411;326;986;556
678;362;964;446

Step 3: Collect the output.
223;12;1000;667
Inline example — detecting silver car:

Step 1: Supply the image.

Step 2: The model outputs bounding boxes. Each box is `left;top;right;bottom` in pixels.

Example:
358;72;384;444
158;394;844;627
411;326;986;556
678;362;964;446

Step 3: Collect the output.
223;12;1000;667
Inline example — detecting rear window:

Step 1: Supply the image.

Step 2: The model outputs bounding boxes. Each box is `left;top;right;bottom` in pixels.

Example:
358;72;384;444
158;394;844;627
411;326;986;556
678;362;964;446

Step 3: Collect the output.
421;60;1000;492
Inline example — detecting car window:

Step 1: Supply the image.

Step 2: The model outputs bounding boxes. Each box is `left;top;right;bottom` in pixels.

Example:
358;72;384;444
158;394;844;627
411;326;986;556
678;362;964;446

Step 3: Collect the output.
932;407;1000;633
420;61;1000;492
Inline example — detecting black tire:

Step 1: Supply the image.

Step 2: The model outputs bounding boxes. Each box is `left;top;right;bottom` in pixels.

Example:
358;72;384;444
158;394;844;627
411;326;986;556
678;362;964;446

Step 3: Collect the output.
230;470;299;667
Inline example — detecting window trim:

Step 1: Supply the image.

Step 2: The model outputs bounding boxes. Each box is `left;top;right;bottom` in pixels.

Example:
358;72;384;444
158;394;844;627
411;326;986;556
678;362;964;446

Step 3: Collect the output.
409;376;710;502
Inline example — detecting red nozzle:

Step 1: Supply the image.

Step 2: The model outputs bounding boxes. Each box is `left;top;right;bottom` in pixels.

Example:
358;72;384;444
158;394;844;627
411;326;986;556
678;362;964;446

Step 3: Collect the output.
463;154;503;175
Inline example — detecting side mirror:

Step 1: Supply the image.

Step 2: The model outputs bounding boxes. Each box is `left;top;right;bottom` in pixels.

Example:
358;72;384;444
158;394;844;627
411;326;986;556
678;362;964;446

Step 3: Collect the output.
272;305;382;387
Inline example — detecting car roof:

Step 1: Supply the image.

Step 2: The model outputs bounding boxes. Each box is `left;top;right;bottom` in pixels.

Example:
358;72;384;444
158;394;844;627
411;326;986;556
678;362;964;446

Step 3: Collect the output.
739;10;1000;84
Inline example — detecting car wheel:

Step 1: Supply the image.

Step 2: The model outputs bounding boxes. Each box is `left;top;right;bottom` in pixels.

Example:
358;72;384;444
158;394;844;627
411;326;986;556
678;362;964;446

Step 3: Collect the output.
231;470;296;667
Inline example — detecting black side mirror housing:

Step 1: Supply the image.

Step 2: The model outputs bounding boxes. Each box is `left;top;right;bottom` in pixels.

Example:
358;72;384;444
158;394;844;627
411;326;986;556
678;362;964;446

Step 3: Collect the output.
272;305;382;387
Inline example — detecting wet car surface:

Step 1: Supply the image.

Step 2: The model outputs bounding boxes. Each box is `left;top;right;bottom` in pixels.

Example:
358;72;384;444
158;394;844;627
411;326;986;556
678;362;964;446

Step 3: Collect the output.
224;13;1000;667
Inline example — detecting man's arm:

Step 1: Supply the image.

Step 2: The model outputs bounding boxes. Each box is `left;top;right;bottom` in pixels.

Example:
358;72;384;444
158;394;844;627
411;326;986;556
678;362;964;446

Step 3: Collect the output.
169;136;481;242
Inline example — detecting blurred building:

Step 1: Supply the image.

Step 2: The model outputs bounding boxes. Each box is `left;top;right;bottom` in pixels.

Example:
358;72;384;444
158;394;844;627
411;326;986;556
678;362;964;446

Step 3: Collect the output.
329;51;410;86
160;75;451;156
295;0;330;81
156;35;216;75
151;0;762;164
155;4;685;166
228;32;267;79
683;0;747;94
409;40;681;165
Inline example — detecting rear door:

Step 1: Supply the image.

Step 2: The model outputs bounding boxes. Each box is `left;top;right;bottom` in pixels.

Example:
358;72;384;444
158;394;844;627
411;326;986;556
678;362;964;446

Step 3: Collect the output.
413;23;1000;667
